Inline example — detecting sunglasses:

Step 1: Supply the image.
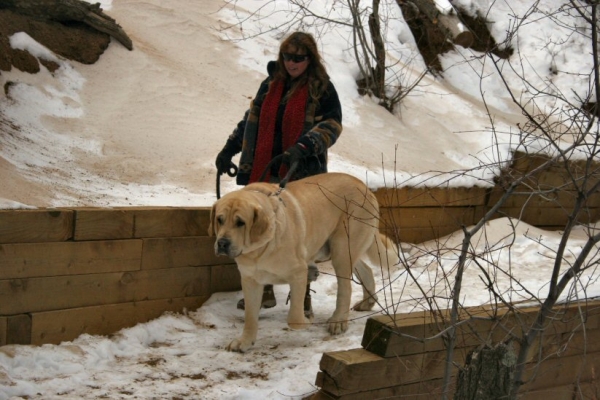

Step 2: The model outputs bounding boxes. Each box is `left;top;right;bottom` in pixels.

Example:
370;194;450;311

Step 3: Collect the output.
282;53;309;63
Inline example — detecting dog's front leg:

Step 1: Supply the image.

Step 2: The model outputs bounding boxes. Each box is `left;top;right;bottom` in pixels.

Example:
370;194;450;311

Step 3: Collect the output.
287;273;311;330
227;277;262;352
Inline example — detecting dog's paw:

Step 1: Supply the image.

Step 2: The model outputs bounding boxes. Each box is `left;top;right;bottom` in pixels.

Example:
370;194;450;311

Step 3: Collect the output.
226;337;254;352
327;318;348;335
352;296;377;311
288;317;311;330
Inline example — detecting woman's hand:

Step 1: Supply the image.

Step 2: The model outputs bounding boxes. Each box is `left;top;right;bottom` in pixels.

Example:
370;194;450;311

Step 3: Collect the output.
282;143;308;168
215;148;237;176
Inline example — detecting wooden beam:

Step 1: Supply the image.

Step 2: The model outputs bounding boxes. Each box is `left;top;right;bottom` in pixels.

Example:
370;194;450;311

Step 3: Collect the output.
74;208;135;240
30;296;210;345
6;314;31;345
379;206;478;229
0;209;73;243
0;316;6;346
496;206;600;226
73;207;215;240
0;239;142;279
318;347;465;396
141;236;231;269
210;264;241;293
521;350;600;392
0;266;211;314
375;186;488;207
131;208;211;238
379;224;476;244
361;302;600;358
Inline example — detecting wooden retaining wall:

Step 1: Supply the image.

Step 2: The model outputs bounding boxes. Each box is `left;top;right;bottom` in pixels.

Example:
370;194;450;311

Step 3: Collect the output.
1;152;599;346
310;300;600;399
376;151;600;243
0;207;239;346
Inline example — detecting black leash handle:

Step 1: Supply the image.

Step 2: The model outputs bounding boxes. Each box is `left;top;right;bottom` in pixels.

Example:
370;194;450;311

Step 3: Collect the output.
216;162;238;199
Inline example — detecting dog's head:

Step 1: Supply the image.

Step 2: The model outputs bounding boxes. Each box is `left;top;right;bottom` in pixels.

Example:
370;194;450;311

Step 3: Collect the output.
208;190;276;258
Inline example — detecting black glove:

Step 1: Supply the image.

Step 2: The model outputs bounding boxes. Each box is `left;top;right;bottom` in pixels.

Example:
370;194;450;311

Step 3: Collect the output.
281;144;308;169
215;147;237;176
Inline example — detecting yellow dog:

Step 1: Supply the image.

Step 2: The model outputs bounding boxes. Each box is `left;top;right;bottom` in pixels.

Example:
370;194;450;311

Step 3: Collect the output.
209;172;398;352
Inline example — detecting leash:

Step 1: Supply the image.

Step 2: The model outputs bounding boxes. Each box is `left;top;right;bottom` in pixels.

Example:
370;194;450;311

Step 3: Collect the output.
258;154;299;190
217;155;298;199
216;162;238;199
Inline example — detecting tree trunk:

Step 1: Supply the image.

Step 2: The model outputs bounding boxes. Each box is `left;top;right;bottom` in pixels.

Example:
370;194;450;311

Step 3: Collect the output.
0;0;132;50
368;0;387;104
454;343;517;400
403;0;473;48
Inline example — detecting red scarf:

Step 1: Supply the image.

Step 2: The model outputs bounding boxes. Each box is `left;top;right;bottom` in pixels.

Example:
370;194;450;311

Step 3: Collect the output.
249;79;309;183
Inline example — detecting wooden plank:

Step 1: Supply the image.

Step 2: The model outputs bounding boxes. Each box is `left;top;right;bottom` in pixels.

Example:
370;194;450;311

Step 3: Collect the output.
537;168;600;190
555;329;600;357
318;347;466;397
30;296;210;345
374;187;489;208
133;208;211;238
305;387;337;400
379;225;471;244
74;208;135;241
210;264;241;293
0;266;211;314
521;350;600;392
316;357;600;400
322;378;446;400
362;307;600;358
487;187;588;209
509;151;552;173
379;206;478;229
0;239;142;279
0;209;73;244
519;385;576;400
361;302;600;358
497;206;600;226
488;187;577;208
519;383;585;400
318;348;422;396
0;316;6;346
141;236;232;270
75;207;215;239
6;314;31;345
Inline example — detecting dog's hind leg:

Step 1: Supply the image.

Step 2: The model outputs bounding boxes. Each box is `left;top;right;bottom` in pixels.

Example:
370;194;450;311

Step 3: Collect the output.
352;259;377;311
328;232;371;335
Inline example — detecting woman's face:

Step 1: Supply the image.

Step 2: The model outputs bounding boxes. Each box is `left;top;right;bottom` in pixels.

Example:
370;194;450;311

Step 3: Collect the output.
282;47;310;79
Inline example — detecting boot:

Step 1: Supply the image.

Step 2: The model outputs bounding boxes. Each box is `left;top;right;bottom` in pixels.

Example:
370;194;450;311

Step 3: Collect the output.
236;285;277;310
304;283;313;319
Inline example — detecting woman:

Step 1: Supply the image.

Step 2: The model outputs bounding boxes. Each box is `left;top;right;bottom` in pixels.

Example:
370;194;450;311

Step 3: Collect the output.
215;31;343;312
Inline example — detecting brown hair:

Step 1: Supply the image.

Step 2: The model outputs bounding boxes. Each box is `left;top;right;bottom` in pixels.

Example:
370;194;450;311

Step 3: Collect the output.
273;32;330;103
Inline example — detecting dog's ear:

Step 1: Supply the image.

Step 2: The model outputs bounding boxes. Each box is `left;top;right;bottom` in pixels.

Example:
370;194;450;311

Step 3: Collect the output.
208;204;216;237
250;205;270;244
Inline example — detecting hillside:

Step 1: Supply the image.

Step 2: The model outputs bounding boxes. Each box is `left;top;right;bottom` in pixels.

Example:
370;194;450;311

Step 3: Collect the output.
0;0;593;208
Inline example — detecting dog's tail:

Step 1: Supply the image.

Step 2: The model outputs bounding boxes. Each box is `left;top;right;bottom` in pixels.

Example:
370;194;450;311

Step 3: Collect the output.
366;232;400;272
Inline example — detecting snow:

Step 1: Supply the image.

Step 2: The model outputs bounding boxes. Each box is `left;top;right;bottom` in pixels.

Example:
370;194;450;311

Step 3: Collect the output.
1;0;599;399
